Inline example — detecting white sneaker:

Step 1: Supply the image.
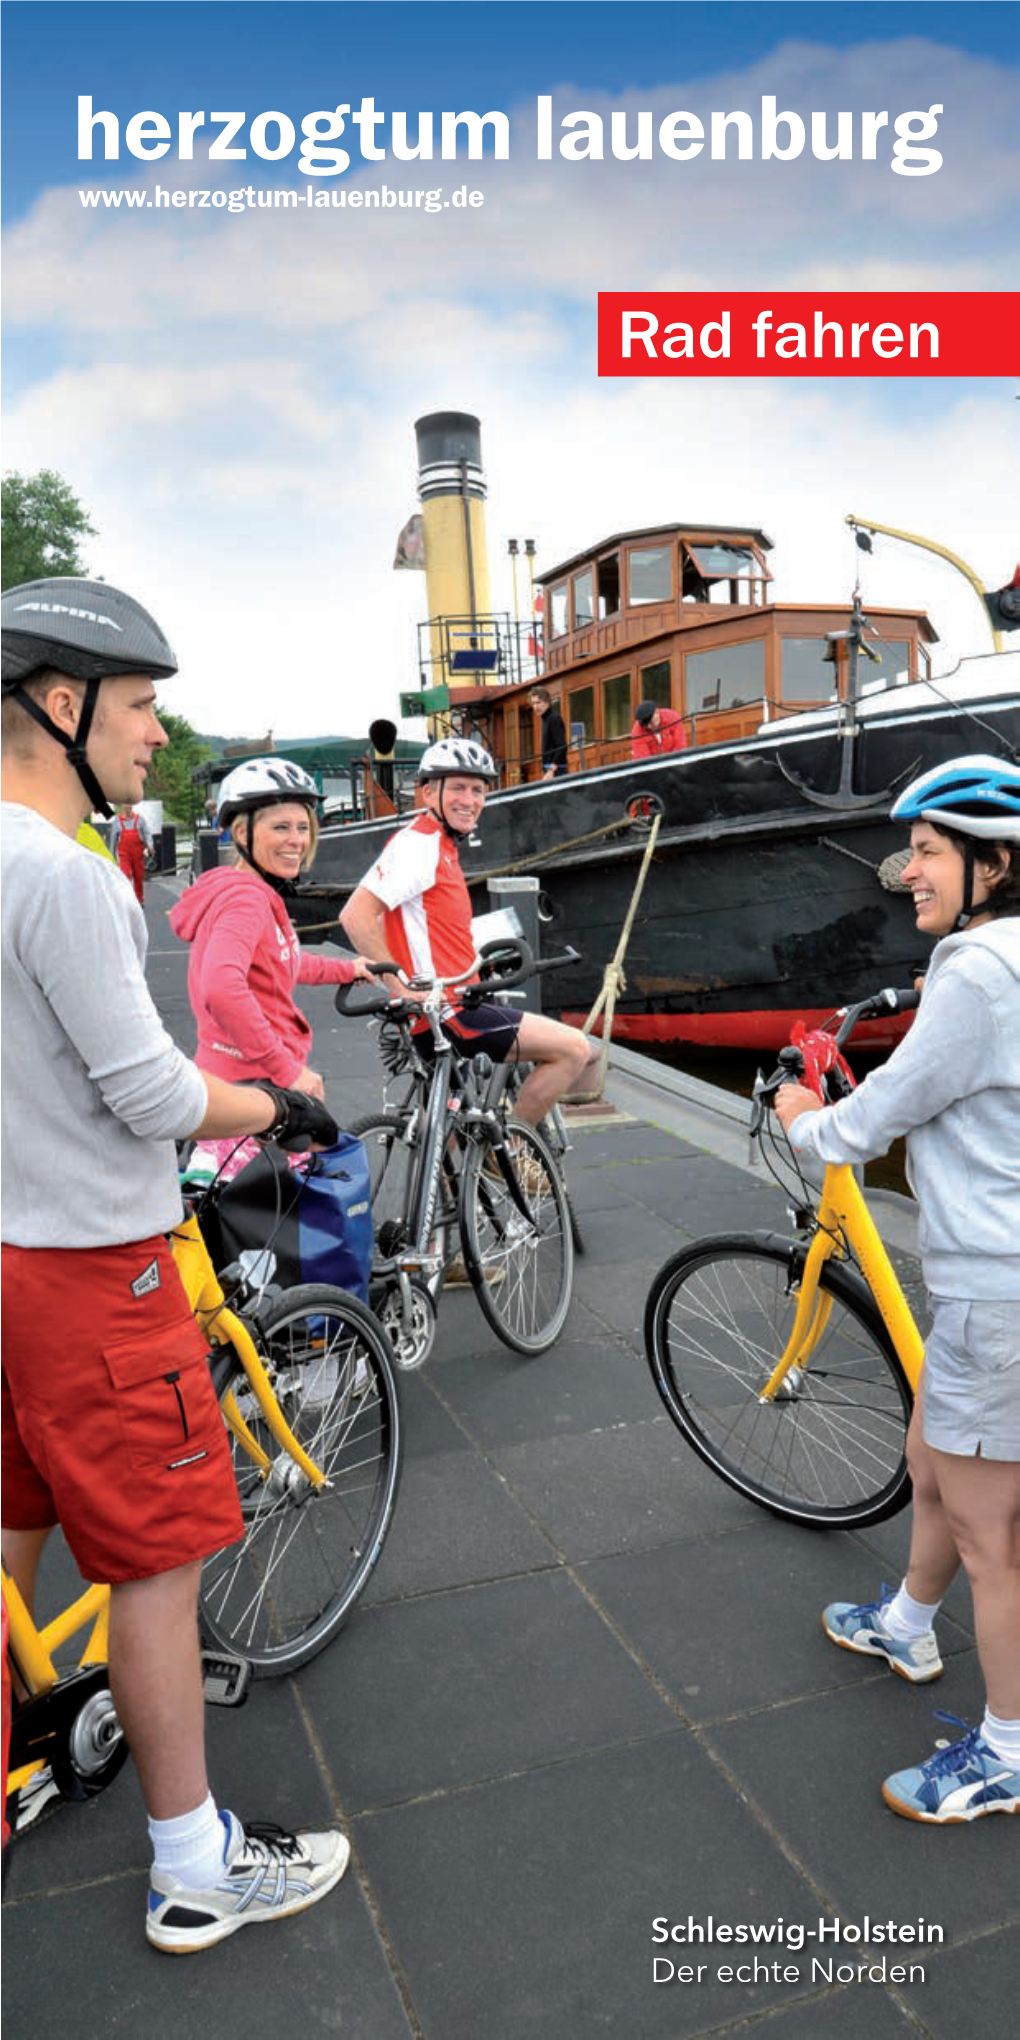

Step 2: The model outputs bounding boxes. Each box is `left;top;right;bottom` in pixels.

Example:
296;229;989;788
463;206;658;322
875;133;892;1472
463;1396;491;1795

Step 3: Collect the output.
14;1763;63;1831
146;1811;350;1953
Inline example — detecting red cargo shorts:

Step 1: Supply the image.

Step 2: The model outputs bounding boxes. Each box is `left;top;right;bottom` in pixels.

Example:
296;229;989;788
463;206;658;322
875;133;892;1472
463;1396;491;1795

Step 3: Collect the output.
1;1235;242;1582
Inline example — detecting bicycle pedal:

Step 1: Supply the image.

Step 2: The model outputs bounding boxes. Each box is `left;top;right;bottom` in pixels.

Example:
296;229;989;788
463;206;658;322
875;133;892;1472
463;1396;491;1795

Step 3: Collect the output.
201;1651;252;1707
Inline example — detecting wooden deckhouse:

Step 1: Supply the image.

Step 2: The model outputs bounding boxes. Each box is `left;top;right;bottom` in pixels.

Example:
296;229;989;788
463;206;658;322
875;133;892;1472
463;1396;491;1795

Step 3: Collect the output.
437;521;938;784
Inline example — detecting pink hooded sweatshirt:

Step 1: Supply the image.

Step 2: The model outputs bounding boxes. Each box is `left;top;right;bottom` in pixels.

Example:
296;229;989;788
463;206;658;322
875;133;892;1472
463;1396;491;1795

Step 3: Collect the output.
169;867;360;1087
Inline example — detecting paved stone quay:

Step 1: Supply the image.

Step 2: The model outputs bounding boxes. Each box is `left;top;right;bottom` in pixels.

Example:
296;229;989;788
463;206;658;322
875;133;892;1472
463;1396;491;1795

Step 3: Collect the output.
3;881;1016;2039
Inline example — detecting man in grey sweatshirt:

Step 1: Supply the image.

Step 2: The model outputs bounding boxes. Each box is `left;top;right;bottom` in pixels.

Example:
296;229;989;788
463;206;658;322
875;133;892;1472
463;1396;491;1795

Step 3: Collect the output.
2;578;349;1949
777;754;1020;1825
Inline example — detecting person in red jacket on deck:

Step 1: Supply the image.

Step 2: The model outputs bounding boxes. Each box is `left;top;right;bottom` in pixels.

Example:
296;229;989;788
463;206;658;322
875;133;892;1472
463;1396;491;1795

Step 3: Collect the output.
170;758;373;1179
630;699;688;759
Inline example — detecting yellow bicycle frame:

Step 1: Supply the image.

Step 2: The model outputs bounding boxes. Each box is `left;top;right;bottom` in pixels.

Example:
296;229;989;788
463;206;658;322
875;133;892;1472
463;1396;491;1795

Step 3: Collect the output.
3;1209;329;1796
170;1214;328;1492
759;1163;925;1403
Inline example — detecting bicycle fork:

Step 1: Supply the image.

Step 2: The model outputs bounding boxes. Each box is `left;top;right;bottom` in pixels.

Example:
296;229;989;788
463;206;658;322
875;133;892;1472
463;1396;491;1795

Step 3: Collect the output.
759;1228;837;1402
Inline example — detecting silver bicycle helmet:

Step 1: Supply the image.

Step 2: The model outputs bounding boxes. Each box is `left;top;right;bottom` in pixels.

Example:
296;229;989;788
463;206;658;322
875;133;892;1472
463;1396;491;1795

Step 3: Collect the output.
216;757;321;827
217;757;321;897
1;576;177;817
417;736;498;784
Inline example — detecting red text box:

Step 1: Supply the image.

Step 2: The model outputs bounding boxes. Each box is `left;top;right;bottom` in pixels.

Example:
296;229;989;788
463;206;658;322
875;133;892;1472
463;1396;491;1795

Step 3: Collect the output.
597;293;1018;376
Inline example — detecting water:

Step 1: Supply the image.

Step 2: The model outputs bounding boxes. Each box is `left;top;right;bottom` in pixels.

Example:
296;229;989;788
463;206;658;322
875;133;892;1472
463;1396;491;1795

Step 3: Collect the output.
637;1041;910;1197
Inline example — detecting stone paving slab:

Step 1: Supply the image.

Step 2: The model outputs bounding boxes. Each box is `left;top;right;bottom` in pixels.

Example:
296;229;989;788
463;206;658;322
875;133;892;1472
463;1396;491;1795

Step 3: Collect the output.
302;1570;675;1811
709;1672;1016;1940
492;1413;761;1562
352;1732;827;2040
579;1515;978;1721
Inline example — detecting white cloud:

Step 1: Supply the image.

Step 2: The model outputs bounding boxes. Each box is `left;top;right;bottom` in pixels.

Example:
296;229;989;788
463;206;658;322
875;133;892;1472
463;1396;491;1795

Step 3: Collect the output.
2;36;1015;737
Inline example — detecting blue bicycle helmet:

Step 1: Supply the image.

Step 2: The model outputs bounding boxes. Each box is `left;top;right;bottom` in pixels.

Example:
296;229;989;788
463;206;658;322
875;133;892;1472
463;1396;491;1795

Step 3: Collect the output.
891;754;1020;843
892;753;1020;929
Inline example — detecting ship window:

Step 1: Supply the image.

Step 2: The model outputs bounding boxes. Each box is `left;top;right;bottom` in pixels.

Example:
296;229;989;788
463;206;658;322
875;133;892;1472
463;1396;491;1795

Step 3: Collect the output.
919;643;930;679
549;584;568;639
597;553;621;618
628;545;672;605
863;637;910;685
685;640;764;715
781;638;836;703
572;567;594;630
602;673;631;738
638;659;672;711
682;542;767;605
568;685;595;741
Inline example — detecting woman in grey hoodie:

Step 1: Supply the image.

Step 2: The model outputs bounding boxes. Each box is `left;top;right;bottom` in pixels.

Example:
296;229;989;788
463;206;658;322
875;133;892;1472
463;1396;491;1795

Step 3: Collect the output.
777;755;1020;1824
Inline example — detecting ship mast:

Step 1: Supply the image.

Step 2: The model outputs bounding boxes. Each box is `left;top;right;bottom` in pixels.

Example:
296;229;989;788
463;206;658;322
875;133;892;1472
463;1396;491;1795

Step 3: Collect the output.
847;514;1003;653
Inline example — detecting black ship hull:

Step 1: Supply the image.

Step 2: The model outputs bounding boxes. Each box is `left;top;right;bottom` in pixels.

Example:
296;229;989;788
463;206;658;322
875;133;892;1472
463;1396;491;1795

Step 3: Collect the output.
309;671;1019;1050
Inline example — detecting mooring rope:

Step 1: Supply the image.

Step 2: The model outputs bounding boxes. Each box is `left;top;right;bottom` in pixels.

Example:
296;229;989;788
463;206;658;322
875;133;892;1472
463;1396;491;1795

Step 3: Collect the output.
565;811;663;1105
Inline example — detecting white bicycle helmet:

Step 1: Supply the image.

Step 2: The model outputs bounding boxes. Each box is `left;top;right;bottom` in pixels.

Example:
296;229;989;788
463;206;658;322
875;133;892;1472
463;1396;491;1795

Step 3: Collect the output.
217;757;320;827
891;754;1020;843
418;736;498;784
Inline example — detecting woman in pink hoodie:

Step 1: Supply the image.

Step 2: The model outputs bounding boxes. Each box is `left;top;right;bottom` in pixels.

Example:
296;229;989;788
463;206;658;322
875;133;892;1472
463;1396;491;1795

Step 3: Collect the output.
170;758;373;1179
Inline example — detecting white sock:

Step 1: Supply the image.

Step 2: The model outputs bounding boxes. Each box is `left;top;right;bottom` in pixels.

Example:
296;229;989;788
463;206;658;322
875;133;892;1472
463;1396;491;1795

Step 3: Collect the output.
149;1793;226;1887
882;1583;941;1640
981;1709;1020;1766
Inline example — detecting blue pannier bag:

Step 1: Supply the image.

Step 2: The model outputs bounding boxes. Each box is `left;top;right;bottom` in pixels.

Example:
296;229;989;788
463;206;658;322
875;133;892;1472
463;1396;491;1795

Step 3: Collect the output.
212;1133;374;1303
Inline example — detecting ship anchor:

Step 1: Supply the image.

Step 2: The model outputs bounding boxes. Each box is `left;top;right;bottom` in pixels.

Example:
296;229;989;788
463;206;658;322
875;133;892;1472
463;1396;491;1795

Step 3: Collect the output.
777;585;915;811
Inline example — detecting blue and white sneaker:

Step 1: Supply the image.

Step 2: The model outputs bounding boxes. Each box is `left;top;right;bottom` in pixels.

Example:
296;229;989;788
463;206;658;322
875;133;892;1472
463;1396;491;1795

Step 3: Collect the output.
822;1590;942;1683
146;1811;350;1953
883;1716;1020;1823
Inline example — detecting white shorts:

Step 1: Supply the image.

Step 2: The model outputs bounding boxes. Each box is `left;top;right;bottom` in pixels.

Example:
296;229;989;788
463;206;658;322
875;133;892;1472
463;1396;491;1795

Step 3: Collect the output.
922;1296;1020;1461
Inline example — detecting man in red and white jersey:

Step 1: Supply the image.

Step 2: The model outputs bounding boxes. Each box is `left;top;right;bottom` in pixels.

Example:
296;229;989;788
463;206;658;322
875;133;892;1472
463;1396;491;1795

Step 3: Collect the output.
340;738;598;1125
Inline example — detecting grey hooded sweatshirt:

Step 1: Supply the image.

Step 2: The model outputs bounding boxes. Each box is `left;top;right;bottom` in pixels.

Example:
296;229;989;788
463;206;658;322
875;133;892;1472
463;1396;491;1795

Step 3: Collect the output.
788;917;1020;1301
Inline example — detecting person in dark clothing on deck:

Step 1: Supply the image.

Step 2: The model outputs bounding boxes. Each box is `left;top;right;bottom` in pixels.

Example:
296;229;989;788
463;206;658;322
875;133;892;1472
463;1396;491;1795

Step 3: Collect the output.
529;687;568;779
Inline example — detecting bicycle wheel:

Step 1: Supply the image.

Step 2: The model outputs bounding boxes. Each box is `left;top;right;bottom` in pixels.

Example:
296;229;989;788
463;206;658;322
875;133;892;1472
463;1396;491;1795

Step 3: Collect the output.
200;1284;401;1673
348;1112;417;1257
645;1236;913;1528
350;1109;459;1274
459;1121;574;1355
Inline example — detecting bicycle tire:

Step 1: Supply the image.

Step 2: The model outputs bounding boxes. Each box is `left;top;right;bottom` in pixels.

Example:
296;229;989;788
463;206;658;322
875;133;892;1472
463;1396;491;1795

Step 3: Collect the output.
460;1121;574;1355
350;1109;459;1272
199;1283;401;1673
348;1111;418;1258
645;1235;913;1528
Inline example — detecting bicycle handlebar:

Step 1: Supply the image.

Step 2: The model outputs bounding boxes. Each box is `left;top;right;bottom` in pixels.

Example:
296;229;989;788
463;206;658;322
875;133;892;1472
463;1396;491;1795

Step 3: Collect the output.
333;937;582;1019
754;987;921;1112
831;984;920;1050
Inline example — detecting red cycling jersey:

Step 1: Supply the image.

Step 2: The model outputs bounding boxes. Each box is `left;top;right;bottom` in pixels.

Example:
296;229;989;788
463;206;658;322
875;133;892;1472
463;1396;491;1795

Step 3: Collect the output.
358;813;475;983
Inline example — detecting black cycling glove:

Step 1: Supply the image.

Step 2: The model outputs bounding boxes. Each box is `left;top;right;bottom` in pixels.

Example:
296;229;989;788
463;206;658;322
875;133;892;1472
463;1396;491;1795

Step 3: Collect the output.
246;1083;339;1151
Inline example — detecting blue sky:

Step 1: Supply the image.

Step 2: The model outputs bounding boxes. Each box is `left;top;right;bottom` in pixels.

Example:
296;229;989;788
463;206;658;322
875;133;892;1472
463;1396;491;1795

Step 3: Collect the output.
2;2;1016;738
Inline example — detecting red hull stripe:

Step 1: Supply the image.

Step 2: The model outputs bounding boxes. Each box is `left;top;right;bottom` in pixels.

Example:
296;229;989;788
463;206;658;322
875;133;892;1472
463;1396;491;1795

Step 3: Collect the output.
560;1008;912;1054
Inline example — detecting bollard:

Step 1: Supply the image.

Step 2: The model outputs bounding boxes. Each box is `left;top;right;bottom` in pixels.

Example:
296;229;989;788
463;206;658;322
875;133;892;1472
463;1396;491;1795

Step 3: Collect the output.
486;875;541;1014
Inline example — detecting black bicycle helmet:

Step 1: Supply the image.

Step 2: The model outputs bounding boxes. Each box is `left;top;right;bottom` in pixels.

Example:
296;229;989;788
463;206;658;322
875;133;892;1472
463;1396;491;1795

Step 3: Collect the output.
2;576;177;817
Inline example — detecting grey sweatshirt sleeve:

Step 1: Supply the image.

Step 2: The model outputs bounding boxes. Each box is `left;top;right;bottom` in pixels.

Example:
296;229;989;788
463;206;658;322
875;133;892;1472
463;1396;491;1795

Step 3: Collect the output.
20;850;207;1142
788;961;993;1169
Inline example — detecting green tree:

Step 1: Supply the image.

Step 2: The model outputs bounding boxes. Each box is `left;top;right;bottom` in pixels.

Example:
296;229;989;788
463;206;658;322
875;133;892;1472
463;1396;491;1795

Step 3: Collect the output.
1;468;97;590
145;709;212;828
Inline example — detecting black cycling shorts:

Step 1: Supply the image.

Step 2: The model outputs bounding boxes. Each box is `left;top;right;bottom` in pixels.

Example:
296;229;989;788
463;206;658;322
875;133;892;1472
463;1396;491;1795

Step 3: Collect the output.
412;1000;523;1065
